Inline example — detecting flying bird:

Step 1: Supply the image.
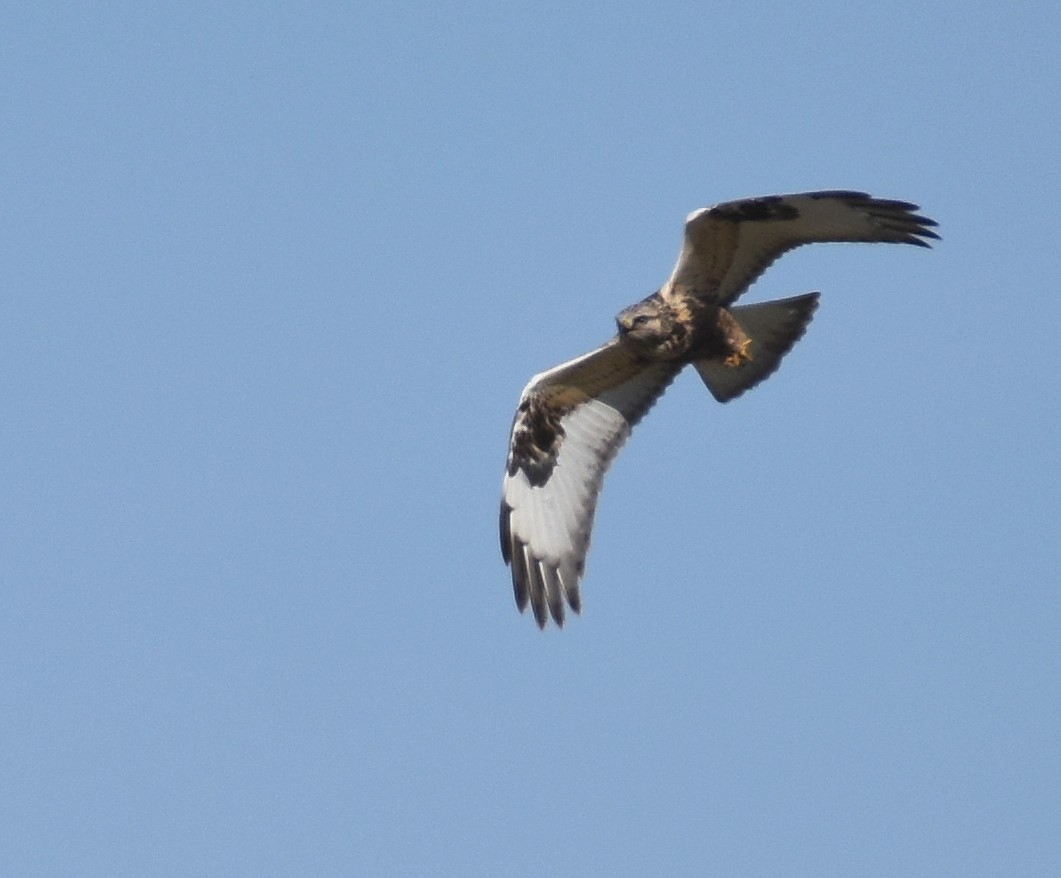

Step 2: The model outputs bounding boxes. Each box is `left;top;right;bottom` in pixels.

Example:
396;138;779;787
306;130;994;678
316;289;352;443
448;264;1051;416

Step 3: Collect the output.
500;190;938;628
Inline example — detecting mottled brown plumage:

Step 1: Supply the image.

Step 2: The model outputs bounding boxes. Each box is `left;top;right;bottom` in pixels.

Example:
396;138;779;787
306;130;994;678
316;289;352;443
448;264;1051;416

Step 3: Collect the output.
501;191;938;628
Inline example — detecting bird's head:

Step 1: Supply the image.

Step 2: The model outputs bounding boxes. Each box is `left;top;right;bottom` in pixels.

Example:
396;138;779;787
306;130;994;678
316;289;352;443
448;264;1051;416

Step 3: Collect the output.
616;295;672;346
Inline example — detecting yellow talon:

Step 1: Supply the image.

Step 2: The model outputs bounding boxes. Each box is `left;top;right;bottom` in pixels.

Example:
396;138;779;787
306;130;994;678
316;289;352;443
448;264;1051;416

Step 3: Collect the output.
723;339;753;368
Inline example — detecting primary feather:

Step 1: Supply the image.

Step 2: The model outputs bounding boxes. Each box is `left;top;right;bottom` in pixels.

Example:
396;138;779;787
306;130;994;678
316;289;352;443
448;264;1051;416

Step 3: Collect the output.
501;191;938;627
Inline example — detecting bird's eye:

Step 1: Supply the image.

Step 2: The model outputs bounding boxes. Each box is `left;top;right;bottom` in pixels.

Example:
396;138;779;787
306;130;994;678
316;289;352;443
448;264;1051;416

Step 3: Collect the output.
632;314;650;327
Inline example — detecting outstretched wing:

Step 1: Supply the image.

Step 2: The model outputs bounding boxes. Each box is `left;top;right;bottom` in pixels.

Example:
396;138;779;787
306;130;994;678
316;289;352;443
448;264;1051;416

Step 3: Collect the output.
663;190;939;307
500;341;680;628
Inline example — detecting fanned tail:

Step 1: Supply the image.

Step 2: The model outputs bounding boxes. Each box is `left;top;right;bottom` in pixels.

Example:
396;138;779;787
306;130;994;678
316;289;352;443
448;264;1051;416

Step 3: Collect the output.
694;292;820;403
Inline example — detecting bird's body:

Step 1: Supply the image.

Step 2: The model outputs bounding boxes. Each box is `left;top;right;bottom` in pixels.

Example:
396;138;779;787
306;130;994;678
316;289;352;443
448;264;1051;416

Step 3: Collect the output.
500;190;938;628
616;291;751;364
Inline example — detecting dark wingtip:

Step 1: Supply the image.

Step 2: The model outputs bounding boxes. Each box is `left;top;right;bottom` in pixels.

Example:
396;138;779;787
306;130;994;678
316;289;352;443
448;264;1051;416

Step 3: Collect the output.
499;502;512;564
905;211;940;247
910;228;941;247
905;234;938;248
514;581;529;614
888;201;939;247
835;191;940;247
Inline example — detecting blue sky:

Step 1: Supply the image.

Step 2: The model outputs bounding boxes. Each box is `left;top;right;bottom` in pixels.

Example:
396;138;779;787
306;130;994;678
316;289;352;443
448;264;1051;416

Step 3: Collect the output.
3;3;1059;875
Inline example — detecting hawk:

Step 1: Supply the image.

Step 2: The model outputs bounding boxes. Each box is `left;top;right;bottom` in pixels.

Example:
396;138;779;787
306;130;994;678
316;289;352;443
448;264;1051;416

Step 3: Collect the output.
500;190;938;628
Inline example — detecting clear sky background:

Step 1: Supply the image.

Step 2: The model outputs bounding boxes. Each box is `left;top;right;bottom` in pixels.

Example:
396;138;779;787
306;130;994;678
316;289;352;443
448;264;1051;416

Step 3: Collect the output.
3;4;1059;876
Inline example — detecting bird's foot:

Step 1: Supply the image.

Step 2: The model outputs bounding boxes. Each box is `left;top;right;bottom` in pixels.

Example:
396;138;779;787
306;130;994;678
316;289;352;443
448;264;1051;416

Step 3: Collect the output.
723;339;753;368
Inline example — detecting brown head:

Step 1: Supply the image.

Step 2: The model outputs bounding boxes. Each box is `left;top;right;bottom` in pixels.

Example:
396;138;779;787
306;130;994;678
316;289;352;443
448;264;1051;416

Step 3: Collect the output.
616;294;675;345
